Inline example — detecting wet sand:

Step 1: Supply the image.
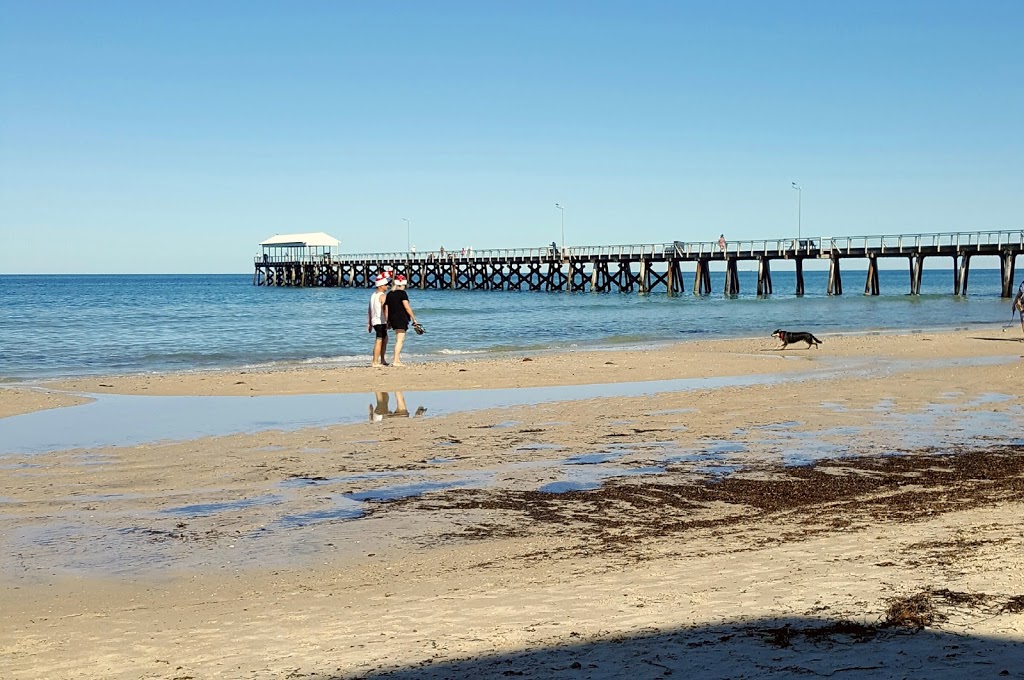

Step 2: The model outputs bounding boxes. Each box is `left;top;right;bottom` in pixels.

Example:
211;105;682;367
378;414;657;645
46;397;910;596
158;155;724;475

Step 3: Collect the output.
0;387;90;419
37;328;1024;398
2;330;1023;678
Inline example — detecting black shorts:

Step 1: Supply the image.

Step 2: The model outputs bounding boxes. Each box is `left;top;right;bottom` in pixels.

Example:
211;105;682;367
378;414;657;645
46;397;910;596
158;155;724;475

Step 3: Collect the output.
373;324;388;339
390;322;409;332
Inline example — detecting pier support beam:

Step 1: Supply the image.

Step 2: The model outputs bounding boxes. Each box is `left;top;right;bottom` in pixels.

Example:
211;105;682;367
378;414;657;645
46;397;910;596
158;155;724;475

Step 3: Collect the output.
669;259;683;295
615;260;635;292
959;255;971;296
795;258;805;296
909;254;925;295
591;261;610;292
1001;251;1017;298
864;255;880;295
694;259;712;295
526;262;543;291
756;256;773;296
827;256;843;296
724;257;740;296
549;260;563;291
569;260;588;292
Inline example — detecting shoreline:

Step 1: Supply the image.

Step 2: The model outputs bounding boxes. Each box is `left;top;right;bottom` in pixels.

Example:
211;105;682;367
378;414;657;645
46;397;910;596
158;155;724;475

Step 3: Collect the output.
1;327;1020;421
0;318;1015;385
21;326;1024;401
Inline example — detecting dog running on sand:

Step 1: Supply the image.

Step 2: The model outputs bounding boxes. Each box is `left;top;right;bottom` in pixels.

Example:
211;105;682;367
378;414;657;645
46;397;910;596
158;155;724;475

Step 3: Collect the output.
772;329;822;350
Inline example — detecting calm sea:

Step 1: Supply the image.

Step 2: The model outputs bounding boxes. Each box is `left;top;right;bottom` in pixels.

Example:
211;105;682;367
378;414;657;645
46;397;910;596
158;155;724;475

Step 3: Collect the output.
0;270;1015;380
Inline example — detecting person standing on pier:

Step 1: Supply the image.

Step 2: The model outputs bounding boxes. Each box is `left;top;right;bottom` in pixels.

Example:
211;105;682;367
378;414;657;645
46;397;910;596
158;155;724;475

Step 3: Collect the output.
718;234;727;256
368;273;390;367
384;274;419;366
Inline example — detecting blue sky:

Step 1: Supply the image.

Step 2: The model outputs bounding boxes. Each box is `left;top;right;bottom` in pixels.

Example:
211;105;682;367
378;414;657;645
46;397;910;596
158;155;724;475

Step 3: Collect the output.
1;1;1021;273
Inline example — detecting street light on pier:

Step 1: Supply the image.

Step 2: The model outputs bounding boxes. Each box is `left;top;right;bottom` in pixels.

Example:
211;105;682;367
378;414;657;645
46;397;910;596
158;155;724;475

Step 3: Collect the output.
402;218;411;252
791;183;802;246
554;203;564;252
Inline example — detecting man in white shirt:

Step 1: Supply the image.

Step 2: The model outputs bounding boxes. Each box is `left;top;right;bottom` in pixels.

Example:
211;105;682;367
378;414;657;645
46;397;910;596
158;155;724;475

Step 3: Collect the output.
367;274;390;367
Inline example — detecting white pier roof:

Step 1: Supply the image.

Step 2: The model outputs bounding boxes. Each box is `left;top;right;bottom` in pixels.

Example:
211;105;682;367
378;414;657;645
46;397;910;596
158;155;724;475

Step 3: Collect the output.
259;232;340;248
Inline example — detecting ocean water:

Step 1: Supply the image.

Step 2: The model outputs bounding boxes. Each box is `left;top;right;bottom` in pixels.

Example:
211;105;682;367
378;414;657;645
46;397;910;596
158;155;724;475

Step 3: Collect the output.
0;269;1016;380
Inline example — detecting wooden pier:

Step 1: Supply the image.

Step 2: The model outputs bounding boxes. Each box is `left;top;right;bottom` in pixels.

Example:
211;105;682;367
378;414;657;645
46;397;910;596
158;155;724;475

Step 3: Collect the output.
254;230;1023;297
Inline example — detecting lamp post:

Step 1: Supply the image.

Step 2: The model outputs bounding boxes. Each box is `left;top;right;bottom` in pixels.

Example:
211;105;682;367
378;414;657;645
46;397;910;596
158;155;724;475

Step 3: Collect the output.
791;183;802;246
554;203;564;252
402;218;410;252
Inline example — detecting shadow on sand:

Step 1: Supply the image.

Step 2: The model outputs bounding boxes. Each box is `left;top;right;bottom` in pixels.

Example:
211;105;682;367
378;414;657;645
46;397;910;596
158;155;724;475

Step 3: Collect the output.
970;335;1024;343
340;612;1024;679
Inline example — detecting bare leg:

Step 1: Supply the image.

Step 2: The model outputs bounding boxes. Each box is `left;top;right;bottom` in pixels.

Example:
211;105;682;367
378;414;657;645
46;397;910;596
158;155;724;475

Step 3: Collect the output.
393;391;409;416
392;330;407;366
381;334;389;365
372;337;384;367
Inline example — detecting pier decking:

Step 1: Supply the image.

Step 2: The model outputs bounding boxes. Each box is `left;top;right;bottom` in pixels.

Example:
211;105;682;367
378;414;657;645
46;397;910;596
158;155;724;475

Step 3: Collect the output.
254;230;1023;297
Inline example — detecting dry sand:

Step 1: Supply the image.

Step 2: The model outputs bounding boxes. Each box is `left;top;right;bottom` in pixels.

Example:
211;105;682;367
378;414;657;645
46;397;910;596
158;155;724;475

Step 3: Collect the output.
2;330;1023;679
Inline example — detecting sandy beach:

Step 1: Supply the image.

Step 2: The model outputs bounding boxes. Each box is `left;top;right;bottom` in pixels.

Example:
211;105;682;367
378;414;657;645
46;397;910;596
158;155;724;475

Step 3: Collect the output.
2;330;1023;679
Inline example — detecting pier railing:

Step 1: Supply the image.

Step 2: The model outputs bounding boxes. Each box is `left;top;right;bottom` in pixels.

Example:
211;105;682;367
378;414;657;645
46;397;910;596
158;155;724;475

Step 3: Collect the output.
254;228;1022;296
255;229;1022;264
819;230;1024;255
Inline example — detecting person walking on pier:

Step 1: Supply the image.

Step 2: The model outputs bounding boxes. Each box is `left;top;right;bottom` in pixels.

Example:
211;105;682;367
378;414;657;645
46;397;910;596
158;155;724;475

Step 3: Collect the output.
384;274;420;366
368;273;390;367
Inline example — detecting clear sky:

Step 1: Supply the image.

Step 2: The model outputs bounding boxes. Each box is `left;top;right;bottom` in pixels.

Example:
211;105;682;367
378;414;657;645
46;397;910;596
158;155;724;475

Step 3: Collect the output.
1;1;1021;273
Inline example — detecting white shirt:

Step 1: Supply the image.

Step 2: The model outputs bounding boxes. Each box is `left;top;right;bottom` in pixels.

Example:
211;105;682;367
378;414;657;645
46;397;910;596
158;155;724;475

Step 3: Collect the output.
368;290;386;326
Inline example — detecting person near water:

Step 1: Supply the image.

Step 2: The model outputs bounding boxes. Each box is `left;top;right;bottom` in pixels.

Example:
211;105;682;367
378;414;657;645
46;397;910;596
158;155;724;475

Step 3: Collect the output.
367;273;390;367
383;274;419;366
1012;280;1024;336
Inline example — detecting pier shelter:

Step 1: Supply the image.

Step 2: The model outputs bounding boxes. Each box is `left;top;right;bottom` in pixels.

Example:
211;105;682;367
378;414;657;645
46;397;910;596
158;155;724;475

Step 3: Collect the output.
254;232;341;287
253;230;1023;297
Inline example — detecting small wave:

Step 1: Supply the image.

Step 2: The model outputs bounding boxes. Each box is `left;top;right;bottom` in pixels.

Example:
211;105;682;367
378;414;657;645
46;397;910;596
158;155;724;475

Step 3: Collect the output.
298;355;366;365
436;348;489;356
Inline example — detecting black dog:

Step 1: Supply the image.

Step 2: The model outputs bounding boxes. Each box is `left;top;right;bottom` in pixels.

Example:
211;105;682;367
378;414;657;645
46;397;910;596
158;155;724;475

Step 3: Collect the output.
772;329;822;350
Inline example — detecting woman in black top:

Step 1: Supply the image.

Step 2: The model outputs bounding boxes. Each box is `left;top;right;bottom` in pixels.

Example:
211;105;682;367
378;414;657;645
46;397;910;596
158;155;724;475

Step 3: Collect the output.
384;275;419;366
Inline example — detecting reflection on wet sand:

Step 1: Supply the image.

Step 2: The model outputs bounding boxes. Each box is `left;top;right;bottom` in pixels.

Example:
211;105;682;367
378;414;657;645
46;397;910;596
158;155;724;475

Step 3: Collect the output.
369;391;428;422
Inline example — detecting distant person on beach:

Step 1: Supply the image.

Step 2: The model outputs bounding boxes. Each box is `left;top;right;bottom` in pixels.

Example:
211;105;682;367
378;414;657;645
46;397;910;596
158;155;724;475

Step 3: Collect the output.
367;273;390;367
384;274;419;366
718;234;727;256
1012;280;1024;335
